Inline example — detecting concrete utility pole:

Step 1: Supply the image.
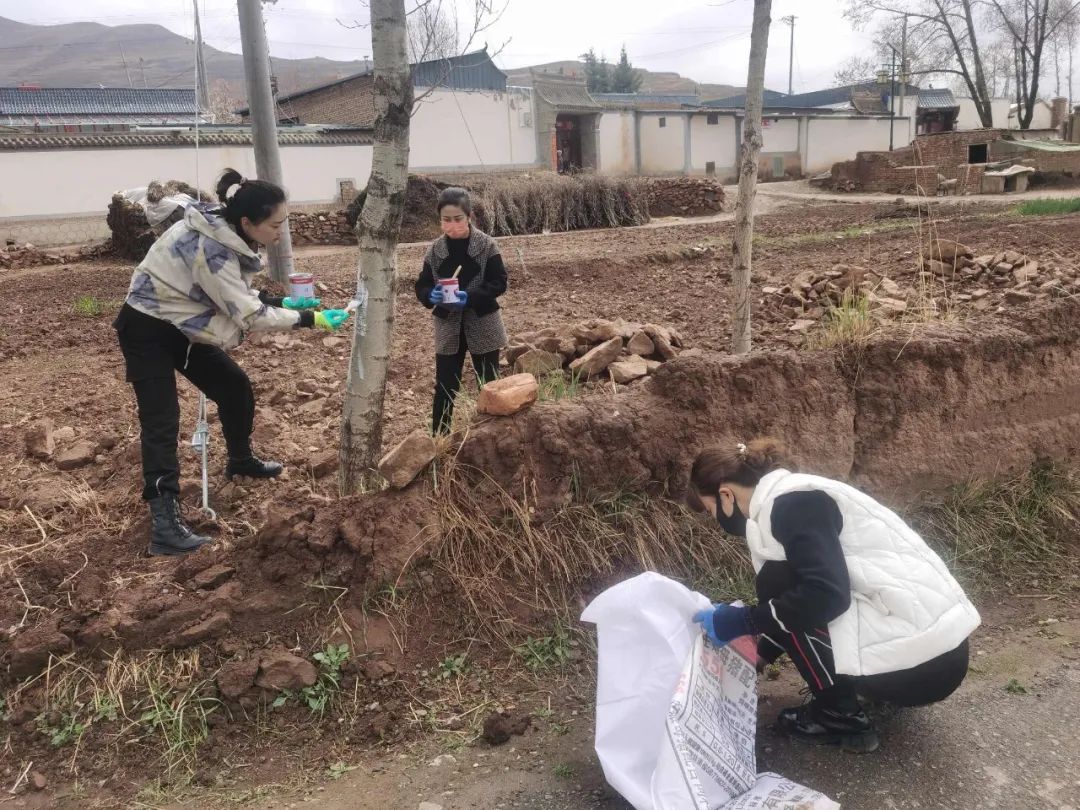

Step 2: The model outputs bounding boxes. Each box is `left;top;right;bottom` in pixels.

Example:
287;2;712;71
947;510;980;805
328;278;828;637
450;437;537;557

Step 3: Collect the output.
898;14;908;119
236;0;294;283
782;15;796;95
193;0;210;113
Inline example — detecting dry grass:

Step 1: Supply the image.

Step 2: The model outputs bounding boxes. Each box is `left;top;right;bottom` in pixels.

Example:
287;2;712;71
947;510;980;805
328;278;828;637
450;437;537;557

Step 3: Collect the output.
472;173;650;237
429;456;753;640
808;288;879;350
910;462;1080;592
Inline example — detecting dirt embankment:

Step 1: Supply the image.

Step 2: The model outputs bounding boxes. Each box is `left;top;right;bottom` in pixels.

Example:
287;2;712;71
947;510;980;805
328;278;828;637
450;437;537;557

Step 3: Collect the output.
458;297;1080;507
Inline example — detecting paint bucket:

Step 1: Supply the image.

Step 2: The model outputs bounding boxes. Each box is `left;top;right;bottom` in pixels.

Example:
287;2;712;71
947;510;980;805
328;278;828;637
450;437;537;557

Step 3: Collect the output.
288;273;315;300
438;278;460;304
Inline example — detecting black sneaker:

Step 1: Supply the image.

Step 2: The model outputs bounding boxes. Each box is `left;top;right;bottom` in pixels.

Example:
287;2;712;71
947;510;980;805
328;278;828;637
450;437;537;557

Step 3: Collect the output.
776;699;880;753
226;455;283;481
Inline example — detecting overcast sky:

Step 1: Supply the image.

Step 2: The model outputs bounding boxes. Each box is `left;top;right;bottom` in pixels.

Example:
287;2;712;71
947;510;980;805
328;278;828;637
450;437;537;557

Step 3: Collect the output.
0;0;881;92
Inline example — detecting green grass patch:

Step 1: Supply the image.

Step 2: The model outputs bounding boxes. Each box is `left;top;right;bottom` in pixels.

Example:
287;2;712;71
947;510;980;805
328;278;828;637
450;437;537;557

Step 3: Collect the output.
1016;198;1080;216
73;295;105;318
806;288;878;350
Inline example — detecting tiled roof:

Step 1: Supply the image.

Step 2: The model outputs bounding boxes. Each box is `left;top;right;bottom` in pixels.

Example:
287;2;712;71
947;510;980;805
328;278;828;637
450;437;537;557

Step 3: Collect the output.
0;87;199;116
918;88;959;110
593;93;700;108
0;127;373;151
707;82;921;110
532;75;601;111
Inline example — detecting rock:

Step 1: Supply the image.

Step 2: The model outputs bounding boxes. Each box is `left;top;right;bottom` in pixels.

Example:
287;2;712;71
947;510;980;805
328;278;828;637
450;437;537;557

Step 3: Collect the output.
418;803;444;810
788;319;816;333
53;426;76;443
652;333;678;361
572;319;621;344
189;564;235;591
428;754;457;768
10;624;72;678
1004;289;1036;304
569;337;623;379
217;658;259;699
1013;262;1039;284
970;289;990;300
513;349;563;378
642;323;673;345
993;262;1014;275
644;359;662;374
31;772;47;791
608;356;649;384
256;650;318;691
54;440;98;471
169;612;231;648
296;380;319;395
504;343;533;366
297;397;326;417
626;331;655;356
24;419;55;460
875;297;909;316
923;258;954;277
482;711;532;745
362;659;396;681
973;255;995;267
928;239;972;264
1003;250;1025;265
476;373;539;417
878;277;903;297
378;429;437;489
309;449;339;479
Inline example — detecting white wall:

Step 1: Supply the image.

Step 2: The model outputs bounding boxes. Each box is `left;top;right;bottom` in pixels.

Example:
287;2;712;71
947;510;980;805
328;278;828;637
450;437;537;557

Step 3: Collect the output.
410;86;536;170
689;114;737;175
804;117;907;174
598;111;636;175
639;113;687;174
761;117;799;152
1009;101;1054;130
0;143;375;220
956;97;1011;130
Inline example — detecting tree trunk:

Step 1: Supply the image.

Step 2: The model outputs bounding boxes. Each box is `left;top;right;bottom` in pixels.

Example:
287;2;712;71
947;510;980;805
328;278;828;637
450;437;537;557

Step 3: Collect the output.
731;0;773;356
959;0;996;127
339;0;413;493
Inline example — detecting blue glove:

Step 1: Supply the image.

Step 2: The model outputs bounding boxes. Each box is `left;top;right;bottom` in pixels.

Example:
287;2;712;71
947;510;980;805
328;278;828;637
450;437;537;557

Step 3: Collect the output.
427;287;442;306
443;290;468;310
283;296;321;310
693;604;755;646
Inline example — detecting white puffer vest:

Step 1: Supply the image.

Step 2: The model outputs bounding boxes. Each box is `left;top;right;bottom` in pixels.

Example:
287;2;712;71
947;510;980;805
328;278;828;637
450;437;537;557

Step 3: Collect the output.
747;469;981;677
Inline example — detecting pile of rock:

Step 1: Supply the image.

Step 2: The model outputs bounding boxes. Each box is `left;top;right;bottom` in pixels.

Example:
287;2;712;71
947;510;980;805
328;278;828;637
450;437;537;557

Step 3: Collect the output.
507;319;686;385
289;210;354;246
0;241;69;270
647;178;726;218
763;265;907;330
920;240;1079;308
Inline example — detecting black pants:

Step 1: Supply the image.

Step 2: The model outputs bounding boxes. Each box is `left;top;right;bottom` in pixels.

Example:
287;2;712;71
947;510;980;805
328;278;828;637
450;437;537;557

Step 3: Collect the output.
115;304;255;501
755;562;970;710
432;336;500;434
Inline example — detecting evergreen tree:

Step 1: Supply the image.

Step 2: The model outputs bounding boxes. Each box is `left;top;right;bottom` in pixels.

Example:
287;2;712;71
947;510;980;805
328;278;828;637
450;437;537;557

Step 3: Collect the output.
581;48;612;93
612;45;644;93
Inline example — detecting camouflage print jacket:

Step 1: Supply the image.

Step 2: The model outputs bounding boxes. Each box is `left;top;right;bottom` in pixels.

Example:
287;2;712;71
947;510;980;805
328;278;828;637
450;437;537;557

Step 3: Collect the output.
123;205;299;350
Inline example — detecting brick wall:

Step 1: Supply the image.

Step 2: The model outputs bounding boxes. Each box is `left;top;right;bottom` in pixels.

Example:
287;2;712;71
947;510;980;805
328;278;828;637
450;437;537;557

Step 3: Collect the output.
242;75;377;127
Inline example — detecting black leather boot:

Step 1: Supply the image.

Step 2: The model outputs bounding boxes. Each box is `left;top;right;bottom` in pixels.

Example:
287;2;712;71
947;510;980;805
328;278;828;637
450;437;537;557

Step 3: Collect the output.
225;455;283;481
148;495;212;557
776;699;880;753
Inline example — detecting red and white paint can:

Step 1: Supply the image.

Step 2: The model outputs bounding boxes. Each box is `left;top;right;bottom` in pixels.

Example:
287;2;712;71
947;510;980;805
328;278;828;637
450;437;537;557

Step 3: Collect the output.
438;278;460;304
288;272;315;300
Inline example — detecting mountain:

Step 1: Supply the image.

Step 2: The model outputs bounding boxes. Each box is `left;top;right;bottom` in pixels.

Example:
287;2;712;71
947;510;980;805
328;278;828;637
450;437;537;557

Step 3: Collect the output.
505;60;742;101
0;16;369;100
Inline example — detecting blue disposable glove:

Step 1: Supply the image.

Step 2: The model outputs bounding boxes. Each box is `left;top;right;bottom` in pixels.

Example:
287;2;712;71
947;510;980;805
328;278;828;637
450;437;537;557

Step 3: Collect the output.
314;309;350;332
443;290;468;310
427;287;442;306
282;296;321;310
693;604;755;647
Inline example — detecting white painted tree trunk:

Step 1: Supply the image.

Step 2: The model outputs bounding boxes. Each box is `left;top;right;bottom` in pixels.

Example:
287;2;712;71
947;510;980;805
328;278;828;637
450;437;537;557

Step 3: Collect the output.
731;0;773;355
339;0;413;493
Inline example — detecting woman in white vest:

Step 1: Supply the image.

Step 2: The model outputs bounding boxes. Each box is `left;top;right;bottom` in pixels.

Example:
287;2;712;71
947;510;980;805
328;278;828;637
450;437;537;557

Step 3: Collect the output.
688;438;980;753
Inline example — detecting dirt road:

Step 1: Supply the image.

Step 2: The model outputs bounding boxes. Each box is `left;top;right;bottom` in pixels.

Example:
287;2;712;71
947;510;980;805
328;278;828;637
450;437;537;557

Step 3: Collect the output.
194;601;1078;810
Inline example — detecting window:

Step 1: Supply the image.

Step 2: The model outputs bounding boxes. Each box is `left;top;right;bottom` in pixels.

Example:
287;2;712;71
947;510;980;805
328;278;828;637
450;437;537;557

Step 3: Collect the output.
707;113;720;125
705;161;716;176
968;143;988;164
659;117;667;128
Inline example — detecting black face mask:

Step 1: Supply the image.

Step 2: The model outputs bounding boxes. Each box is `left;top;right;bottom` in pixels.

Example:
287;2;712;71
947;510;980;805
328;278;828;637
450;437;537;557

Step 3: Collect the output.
716;498;748;537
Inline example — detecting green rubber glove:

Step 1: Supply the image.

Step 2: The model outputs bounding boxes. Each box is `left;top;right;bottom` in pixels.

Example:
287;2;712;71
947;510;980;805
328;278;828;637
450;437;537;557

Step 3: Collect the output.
282;296;321;310
314;309;350;331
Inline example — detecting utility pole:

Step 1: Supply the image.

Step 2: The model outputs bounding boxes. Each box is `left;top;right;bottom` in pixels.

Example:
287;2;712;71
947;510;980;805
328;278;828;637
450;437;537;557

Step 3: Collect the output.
193;0;210;113
898;14;908;119
119;43;134;89
781;15;796;95
237;0;295;284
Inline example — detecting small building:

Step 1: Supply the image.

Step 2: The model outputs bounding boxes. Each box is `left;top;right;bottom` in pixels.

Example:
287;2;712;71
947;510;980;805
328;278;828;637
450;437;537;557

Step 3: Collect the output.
915;88;960;134
0;86;205;128
531;73;604;172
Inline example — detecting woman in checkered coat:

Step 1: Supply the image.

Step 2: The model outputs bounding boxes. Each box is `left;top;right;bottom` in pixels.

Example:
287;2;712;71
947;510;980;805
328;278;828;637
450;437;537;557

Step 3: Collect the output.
414;188;508;434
